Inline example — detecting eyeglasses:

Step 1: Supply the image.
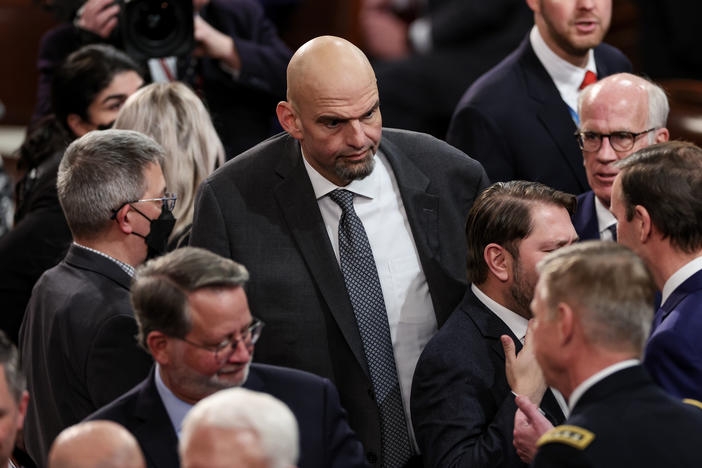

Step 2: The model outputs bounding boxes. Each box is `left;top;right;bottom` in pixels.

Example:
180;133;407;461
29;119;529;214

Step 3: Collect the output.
574;128;657;152
177;318;265;363
111;192;177;218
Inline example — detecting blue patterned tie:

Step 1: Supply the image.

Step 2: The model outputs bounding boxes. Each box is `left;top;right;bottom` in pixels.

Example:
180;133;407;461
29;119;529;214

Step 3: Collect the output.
328;189;412;467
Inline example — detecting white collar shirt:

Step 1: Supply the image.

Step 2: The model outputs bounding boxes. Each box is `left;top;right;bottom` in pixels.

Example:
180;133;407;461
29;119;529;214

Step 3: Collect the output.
568;359;639;411
594;196;617;240
661;256;702;306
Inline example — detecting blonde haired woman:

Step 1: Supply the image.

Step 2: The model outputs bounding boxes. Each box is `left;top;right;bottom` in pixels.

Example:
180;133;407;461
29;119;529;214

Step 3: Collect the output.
114;82;225;249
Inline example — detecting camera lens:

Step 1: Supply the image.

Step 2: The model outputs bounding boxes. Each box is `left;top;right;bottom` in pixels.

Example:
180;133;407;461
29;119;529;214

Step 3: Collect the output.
132;1;177;42
121;0;194;60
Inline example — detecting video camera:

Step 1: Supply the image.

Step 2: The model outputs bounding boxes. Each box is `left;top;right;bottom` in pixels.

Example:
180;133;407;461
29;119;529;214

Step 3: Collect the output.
119;0;194;61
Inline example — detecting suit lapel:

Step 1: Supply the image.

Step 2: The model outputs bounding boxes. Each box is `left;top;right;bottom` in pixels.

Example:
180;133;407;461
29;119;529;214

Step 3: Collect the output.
132;370;180;468
657;268;702;325
272;143;368;376
573;191;600;241
519;40;587;192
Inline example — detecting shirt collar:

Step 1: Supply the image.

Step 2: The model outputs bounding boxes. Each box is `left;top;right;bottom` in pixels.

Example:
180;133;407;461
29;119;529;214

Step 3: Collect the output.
471;284;529;342
530;26;597;112
301;148;381;201
568;359;639;411
72;242;135;277
594;195;617;235
154;363;193;438
661;256;702;305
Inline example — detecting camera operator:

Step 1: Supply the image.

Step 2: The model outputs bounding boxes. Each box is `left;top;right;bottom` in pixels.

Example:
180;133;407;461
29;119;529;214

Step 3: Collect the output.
32;0;292;158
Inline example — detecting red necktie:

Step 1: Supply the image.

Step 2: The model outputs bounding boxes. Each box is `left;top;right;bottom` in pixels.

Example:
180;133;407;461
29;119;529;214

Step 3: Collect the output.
579;70;597;90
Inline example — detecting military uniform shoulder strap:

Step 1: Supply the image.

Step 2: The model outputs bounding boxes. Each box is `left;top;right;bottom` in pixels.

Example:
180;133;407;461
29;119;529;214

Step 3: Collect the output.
683;398;702;410
537;424;595;450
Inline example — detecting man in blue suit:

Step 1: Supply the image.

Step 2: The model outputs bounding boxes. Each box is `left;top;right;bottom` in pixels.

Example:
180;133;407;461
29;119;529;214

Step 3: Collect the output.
411;181;577;467
572;73;669;241
447;0;631;195
610;141;702;401
87;247;366;468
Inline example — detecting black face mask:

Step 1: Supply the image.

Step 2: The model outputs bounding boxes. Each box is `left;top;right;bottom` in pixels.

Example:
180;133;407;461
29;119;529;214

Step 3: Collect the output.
130;204;176;259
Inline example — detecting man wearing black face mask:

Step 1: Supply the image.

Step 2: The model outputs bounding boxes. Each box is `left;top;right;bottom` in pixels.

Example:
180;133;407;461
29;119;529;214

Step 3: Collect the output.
19;129;173;467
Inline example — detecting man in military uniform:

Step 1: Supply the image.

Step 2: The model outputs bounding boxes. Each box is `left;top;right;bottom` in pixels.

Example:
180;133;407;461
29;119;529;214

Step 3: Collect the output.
519;241;702;467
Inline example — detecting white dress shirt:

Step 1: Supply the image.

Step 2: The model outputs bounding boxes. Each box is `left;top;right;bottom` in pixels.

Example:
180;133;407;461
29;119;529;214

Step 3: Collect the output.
661;256;702;306
303;151;436;449
530;26;597;117
471;284;569;416
594;196;617;241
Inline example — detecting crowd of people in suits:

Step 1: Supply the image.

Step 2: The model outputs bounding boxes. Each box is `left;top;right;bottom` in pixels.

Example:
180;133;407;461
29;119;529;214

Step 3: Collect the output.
0;0;701;467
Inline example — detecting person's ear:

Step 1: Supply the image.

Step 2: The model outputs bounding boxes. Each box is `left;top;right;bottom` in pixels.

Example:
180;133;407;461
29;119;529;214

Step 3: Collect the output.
112;204;135;235
66;113;94;137
276;101;303;139
147;331;172;365
655;127;670;143
484;243;511;283
635;205;653;244
16;390;29;430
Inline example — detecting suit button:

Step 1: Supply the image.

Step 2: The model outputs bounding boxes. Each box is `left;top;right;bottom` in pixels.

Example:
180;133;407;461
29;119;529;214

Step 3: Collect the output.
366;451;378;464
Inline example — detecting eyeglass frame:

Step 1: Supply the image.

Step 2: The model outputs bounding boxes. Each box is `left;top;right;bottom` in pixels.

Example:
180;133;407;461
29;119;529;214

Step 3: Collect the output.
574;128;658;152
110;192;177;219
175;318;265;362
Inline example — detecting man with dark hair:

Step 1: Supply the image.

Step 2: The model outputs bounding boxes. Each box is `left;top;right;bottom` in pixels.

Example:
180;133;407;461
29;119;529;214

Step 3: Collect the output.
526;242;702;467
0;331;29;468
610;141;702;400
191;35;488;466
411;181;576;467
447;0;631;194
571;73;669;241
19;129;175;466
87;247;366;468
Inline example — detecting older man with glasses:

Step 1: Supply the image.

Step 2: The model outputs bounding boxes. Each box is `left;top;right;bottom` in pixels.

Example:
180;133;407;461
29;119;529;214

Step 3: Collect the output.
571;73;669;241
87;247;366;468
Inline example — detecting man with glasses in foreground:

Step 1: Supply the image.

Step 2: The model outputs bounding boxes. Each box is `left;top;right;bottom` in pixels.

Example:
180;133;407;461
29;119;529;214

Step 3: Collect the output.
571;73;669;241
19;130;174;466
88;247;366;468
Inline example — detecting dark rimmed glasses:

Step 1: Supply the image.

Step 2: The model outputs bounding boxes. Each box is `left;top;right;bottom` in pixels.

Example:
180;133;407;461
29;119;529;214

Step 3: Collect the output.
574;128;657;152
177;318;265;363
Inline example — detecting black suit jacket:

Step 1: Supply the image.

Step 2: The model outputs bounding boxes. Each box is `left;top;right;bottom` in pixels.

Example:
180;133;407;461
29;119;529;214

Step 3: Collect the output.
88;364;367;468
190;129;489;464
572;191;600;241
411;289;565;468
533;365;702;467
18;245;153;468
447;36;631;195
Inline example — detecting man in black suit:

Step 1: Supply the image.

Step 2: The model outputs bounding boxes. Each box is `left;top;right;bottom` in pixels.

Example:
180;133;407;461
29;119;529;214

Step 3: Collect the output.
87;247;366;468
411;181;576;467
571;73;669;241
522;242;702;467
19;130;175;467
190;35;489;466
447;0;631;195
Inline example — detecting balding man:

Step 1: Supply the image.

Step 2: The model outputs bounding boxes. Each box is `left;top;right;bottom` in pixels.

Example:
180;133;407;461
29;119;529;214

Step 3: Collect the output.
572;73;669;241
180;388;299;468
48;421;146;468
191;35;489;466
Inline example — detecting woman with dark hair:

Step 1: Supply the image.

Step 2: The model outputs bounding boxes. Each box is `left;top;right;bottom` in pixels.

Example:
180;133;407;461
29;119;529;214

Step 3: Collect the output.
0;44;143;344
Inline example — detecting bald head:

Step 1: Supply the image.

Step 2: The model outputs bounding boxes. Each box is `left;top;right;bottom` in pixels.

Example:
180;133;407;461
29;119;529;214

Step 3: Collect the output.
286;36;376;110
48;421;146;468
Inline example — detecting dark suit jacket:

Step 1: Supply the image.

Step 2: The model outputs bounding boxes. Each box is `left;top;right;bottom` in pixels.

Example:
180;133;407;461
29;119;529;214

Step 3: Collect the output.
533;365;702;467
572;191;600;241
18;245;153;468
644;268;702;401
190;128;489;465
411;289;565;468
446;36;631;195
87;364;367;468
31;0;291;157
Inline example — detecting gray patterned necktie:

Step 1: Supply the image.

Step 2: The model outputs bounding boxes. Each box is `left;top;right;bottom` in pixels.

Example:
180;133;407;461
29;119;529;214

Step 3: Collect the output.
328;189;412;467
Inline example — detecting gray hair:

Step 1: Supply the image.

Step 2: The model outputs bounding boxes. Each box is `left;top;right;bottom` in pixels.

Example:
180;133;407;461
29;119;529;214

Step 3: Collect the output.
536;241;656;356
114;82;225;245
179;388;299;468
0;331;25;404
130;247;250;350
577;73;669;144
57;129;165;240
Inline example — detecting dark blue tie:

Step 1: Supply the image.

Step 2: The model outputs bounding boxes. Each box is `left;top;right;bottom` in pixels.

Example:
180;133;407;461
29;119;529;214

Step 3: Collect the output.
328;189;412;467
607;224;617;242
